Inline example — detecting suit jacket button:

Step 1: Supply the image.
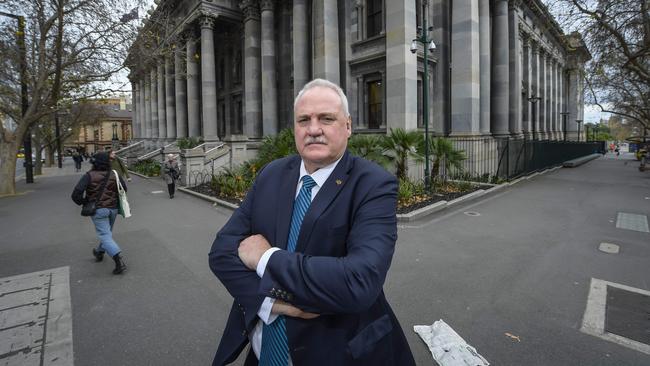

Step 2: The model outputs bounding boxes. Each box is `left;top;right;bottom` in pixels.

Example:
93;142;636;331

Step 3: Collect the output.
242;330;247;336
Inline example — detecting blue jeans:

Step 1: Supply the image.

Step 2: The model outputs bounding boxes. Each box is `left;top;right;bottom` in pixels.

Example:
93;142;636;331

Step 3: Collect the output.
91;208;121;257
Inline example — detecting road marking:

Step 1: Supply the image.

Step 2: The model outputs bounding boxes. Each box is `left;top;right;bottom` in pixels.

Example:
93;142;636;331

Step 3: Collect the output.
0;267;74;365
598;242;620;254
151;190;164;194
581;278;650;355
615;212;649;233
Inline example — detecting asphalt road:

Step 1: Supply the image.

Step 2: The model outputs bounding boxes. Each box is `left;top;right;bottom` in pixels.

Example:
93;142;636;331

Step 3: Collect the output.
1;152;649;365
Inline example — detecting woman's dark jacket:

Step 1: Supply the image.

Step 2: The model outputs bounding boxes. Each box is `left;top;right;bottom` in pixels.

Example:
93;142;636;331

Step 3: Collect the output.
71;170;127;209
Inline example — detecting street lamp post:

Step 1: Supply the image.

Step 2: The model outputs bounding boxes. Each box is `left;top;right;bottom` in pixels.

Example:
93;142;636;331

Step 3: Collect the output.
576;119;583;142
1;11;32;183
528;95;541;140
410;0;436;190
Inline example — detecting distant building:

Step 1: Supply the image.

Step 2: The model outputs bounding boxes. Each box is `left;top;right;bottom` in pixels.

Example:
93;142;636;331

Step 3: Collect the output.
65;96;133;154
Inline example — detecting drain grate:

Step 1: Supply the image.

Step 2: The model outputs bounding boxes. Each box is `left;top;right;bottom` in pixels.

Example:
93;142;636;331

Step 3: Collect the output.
615;213;650;233
605;286;650;345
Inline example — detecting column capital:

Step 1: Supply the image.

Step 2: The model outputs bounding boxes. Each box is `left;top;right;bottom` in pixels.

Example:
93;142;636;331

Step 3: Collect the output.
260;0;274;12
241;0;260;21
200;16;215;29
508;0;522;11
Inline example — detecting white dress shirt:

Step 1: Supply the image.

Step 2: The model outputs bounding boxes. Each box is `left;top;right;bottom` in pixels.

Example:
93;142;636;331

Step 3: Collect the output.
249;157;342;361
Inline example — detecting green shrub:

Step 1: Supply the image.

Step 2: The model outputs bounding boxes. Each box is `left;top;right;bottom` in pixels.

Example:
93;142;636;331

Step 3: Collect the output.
131;159;161;177
177;137;203;150
348;134;390;168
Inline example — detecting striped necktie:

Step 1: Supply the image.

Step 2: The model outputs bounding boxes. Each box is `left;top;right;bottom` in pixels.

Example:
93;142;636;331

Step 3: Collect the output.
259;175;316;366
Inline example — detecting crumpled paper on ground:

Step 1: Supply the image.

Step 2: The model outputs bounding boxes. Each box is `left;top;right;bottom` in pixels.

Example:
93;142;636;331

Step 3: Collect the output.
414;319;489;366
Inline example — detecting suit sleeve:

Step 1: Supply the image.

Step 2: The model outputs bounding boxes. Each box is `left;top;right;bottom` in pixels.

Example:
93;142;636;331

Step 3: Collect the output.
259;173;398;314
208;178;265;328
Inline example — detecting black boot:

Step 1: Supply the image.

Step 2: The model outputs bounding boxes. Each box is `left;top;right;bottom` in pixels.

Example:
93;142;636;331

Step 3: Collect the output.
112;254;127;275
92;248;104;262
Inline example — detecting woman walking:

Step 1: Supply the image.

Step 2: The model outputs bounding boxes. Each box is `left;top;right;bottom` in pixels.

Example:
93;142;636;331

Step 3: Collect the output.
71;151;127;275
163;154;180;199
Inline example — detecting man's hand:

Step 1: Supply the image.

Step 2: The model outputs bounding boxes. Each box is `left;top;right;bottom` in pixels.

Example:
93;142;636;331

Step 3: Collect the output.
238;234;272;270
272;300;319;319
127;178;132;182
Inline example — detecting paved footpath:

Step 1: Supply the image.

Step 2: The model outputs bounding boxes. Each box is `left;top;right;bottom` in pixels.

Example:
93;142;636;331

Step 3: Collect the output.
1;153;649;365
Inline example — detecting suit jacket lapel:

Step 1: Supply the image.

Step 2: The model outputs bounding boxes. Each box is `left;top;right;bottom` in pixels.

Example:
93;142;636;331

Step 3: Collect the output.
295;151;352;254
274;156;300;250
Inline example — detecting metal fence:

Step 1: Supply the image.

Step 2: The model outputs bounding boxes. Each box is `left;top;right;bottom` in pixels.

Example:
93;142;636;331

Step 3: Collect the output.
412;136;605;183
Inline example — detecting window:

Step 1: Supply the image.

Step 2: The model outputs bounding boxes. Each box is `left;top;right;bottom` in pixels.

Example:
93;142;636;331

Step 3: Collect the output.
416;0;422;29
366;79;383;129
232;97;243;134
218;59;225;88
233;50;242;84
366;0;382;38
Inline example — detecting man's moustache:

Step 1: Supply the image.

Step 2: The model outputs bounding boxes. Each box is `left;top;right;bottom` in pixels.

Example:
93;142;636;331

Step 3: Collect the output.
305;139;326;145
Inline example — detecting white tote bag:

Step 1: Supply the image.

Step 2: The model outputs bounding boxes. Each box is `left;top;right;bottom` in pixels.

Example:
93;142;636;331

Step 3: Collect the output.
113;170;132;218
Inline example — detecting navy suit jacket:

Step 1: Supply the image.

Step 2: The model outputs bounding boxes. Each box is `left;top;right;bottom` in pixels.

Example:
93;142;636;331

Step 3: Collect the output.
208;151;415;366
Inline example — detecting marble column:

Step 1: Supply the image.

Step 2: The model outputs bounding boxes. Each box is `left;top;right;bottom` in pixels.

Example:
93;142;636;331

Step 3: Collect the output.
450;0;481;135
174;42;188;138
157;60;167;140
385;0;417;130
508;2;521;135
555;60;561;138
186;35;201;137
490;0;509;135
479;0;491;134
139;79;146;138
531;41;539;138
292;0;309;96
241;0;262;138
260;0;278;135
551;59;558;139
545;54;552;138
165;54;176;139
143;78;151;138
521;34;531;137
150;68;159;139
131;82;138;138
538;49;546;138
200;16;218;140
312;0;339;83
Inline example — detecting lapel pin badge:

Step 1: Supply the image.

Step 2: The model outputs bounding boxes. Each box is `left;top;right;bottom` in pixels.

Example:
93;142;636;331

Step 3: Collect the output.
336;179;342;185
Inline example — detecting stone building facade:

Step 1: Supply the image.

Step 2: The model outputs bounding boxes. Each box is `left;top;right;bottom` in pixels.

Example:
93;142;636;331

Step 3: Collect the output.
126;0;590;149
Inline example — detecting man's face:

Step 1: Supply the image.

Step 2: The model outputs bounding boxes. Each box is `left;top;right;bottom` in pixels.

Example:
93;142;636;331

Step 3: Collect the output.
294;86;351;173
109;151;116;160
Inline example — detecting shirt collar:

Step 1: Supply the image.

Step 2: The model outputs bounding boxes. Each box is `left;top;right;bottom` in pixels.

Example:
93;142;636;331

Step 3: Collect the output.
299;156;343;188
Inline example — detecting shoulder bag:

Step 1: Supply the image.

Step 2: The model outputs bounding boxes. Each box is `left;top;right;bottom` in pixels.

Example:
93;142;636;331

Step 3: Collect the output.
114;170;132;218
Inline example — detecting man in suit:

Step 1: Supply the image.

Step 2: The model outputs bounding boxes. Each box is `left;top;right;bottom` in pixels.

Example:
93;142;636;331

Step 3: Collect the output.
209;79;415;366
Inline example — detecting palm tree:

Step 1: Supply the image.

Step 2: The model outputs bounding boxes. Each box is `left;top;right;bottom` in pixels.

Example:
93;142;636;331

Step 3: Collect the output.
381;128;423;180
419;136;467;180
347;134;390;168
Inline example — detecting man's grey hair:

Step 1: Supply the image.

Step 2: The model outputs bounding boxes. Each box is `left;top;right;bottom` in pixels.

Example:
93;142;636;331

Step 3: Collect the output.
294;78;350;117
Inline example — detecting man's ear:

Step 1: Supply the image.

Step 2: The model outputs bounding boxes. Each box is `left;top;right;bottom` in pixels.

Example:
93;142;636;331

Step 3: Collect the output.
346;117;352;136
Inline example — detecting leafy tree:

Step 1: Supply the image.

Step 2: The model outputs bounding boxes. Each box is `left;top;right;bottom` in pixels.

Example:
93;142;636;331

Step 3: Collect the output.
545;0;650;135
0;0;139;195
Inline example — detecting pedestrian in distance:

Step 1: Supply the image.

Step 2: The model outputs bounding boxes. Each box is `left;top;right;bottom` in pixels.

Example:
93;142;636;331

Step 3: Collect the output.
71;151;127;275
109;150;131;182
163;154;180;199
72;151;83;172
209;79;415;366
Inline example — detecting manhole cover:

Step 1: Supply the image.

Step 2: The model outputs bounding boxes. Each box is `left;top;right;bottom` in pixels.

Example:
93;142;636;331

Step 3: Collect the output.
464;211;481;217
599;242;620;254
605;286;650;345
